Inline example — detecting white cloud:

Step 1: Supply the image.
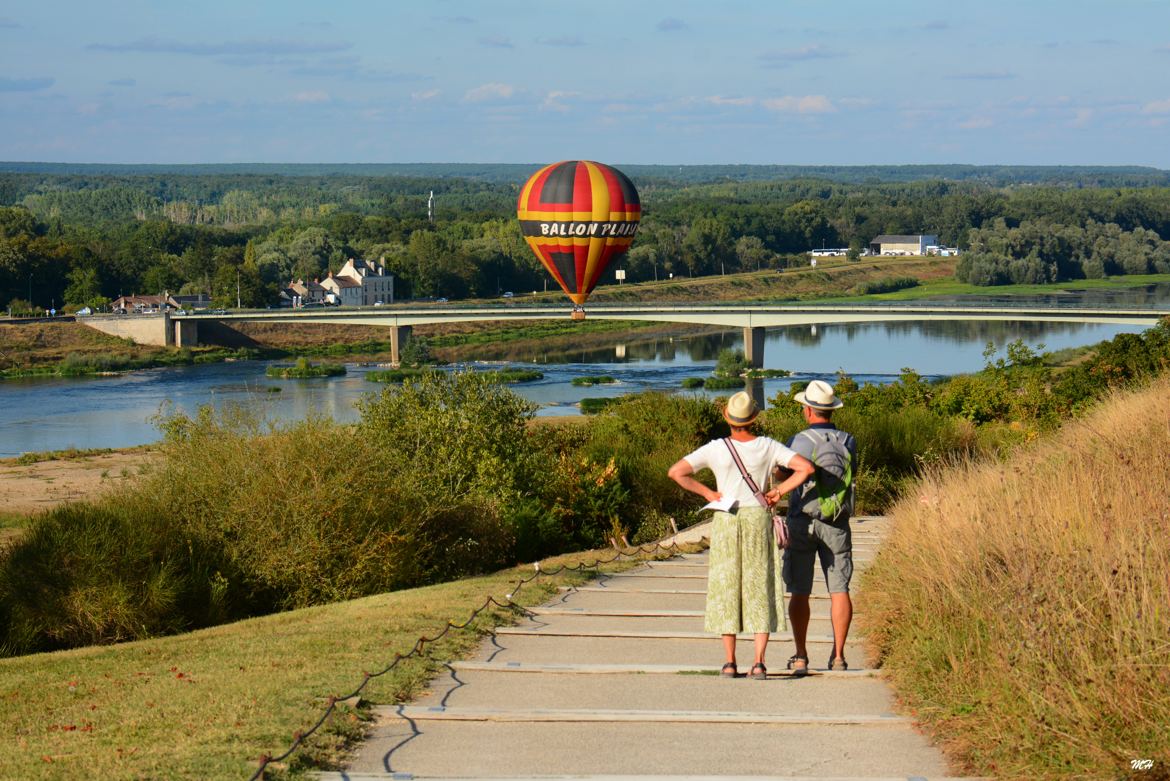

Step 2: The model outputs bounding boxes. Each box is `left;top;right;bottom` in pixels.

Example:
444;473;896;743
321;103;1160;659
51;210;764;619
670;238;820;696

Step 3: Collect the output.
1141;98;1170;115
88;36;351;56
477;35;513;49
411;89;440;102
1071;108;1093;127
657;18;687;32
707;95;756;107
958;116;994;129
761;95;835;114
463;82;515;102
293;90;330;104
760;45;842;66
542;90;579;112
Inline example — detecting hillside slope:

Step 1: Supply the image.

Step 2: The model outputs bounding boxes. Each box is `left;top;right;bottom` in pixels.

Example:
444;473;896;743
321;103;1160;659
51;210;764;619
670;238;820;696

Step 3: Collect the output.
861;375;1170;778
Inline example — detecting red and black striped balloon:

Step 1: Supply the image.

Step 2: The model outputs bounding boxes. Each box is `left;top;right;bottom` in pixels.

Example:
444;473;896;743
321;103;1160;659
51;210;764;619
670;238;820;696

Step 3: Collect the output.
517;160;641;307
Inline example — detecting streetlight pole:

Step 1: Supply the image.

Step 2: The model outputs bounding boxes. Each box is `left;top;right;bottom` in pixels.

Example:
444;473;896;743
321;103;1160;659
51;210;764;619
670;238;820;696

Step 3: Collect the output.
28;273;32;306
237;269;241;309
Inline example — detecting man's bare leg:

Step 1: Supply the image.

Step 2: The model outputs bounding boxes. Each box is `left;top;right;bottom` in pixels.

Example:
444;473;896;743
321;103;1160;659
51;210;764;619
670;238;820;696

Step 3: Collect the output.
788;594;810;671
829;592;853;664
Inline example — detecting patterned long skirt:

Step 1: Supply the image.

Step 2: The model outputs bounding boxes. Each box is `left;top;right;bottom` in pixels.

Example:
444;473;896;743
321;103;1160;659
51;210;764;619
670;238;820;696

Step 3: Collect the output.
703;506;786;634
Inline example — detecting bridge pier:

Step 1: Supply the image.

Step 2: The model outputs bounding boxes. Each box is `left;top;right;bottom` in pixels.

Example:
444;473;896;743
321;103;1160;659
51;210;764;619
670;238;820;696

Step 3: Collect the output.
391;325;413;365
743;326;765;369
173;317;199;347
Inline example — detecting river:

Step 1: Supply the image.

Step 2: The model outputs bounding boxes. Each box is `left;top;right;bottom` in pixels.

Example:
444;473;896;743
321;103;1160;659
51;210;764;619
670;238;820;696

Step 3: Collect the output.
1;285;1167;457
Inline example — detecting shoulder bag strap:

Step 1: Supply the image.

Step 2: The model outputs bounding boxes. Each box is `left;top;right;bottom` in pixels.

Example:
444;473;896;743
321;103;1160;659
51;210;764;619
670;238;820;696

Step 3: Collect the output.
723;438;769;509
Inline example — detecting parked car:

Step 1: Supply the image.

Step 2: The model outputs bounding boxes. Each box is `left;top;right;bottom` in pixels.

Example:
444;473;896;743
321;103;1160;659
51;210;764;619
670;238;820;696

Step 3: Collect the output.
76;307;92;316
502;291;514;298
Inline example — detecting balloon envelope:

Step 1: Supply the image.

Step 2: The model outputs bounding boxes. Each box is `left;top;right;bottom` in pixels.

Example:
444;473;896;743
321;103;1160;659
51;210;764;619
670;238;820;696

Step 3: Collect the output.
517;160;641;307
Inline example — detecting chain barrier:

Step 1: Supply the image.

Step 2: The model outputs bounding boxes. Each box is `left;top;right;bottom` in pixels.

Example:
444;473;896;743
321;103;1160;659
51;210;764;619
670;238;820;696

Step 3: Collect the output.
248;534;708;780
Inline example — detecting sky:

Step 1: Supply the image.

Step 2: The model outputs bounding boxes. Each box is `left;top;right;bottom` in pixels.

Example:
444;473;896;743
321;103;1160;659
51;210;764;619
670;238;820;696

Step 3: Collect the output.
2;0;1169;166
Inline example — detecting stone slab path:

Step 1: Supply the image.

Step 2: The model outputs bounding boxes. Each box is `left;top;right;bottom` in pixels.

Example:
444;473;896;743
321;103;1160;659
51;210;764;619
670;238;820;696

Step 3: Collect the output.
321;517;973;781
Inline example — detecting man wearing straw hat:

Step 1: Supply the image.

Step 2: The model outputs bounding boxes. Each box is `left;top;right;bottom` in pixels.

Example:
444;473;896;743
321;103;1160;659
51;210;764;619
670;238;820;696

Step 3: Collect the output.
775;379;857;675
668;391;814;679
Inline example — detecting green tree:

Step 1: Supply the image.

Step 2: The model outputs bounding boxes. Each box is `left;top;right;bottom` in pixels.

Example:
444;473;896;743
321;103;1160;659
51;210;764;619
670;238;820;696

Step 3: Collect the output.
681;218;733;276
64;266;106;309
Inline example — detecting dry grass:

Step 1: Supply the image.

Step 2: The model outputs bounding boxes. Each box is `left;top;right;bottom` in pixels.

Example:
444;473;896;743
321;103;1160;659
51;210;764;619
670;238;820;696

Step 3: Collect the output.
861;376;1170;779
0;321;168;370
0;545;684;780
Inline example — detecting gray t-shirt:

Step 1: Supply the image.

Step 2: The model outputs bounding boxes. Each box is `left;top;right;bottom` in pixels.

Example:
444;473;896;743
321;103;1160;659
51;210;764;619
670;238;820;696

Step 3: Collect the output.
786;424;857;521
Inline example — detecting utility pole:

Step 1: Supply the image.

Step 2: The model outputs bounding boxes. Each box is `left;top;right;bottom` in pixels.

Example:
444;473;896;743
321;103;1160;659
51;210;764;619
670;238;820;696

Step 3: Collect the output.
427;191;435;224
237;269;242;309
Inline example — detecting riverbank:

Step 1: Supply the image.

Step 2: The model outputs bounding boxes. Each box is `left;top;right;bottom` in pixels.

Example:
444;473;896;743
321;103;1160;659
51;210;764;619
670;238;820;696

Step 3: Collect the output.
5;263;1168;376
0;448;153;517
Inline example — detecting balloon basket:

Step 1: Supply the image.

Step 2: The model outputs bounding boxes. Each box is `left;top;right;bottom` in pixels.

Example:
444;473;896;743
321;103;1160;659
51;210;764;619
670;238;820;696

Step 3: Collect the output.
571;307;586;321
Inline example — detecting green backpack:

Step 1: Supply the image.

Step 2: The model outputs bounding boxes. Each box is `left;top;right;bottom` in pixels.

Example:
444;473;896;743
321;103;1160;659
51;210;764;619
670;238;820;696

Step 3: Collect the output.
797;429;854;522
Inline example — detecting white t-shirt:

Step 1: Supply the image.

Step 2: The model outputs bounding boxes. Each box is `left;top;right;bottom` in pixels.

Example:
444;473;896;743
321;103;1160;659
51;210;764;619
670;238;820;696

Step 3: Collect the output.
683;436;798;507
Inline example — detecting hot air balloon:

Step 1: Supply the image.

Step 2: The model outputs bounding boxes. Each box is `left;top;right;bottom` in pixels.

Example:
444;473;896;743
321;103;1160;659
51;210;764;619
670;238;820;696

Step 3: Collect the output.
517;160;641;319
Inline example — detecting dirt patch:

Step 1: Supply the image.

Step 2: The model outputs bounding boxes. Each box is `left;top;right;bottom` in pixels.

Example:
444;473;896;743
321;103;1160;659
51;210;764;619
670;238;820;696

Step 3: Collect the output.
0;451;155;515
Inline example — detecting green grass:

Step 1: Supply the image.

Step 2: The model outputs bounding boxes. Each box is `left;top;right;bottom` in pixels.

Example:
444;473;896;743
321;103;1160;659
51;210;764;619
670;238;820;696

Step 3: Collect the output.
825;271;1170;303
570;375;617;386
0;545;689;780
426;319;640;348
265;360;346;379
0;347;264;381
701;376;744;391
7;447;124;466
0;512;28;546
366;367;429;383
482;368;543;384
579;397;619;414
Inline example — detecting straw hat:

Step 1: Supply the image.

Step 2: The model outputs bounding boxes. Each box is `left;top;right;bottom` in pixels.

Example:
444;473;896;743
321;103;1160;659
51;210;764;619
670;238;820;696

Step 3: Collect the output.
793;379;844;410
723;391;759;426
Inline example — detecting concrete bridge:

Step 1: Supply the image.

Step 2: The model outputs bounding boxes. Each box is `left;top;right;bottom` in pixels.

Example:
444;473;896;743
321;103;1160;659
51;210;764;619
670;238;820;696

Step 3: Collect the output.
82;303;1168;366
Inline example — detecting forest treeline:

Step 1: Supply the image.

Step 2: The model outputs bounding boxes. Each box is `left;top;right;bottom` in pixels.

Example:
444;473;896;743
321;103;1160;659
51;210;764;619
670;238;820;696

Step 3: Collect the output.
3;167;1170;313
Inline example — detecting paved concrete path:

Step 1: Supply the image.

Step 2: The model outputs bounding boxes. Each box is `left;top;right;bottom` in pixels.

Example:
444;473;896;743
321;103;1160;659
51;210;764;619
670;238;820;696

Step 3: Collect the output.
322;517;971;781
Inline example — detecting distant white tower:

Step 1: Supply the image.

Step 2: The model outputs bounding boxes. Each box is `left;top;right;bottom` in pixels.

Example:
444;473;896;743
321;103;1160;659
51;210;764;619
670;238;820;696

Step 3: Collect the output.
427;190;435;223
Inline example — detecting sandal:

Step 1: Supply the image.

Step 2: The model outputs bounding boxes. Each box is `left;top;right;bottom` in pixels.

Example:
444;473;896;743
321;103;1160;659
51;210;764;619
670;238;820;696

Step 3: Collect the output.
828;656;848;671
749;663;767;680
720;662;738;678
786;654;809;677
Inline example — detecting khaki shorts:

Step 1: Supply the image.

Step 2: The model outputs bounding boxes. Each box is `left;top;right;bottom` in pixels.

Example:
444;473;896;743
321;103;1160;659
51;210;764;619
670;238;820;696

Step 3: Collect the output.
782;515;852;595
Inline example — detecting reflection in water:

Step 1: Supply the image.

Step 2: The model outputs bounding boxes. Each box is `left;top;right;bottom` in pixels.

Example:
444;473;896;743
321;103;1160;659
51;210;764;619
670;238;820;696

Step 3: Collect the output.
0;285;1166;456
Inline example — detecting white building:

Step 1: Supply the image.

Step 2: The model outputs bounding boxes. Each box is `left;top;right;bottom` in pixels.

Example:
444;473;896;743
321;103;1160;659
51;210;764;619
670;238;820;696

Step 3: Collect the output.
869;234;939;256
335;257;394;305
281;257;395;307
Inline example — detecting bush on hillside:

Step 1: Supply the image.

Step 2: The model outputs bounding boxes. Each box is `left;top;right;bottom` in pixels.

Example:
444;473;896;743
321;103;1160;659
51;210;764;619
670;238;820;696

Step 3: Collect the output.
581;392;725;537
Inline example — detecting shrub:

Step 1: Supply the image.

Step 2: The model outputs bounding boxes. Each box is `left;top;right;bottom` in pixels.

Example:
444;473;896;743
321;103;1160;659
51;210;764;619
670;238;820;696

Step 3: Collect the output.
714;348;747;378
580;392;725;537
681;377;706;389
265;357;345;378
0;503;227;655
850;276;919;295
579;397;618;414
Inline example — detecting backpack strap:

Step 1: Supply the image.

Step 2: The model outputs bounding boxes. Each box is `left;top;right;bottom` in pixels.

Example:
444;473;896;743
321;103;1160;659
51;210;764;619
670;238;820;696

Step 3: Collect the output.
723;438;769;510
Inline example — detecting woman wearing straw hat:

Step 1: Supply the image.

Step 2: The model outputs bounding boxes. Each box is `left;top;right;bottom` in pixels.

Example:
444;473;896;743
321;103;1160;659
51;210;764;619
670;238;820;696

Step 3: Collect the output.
668;391;814;679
